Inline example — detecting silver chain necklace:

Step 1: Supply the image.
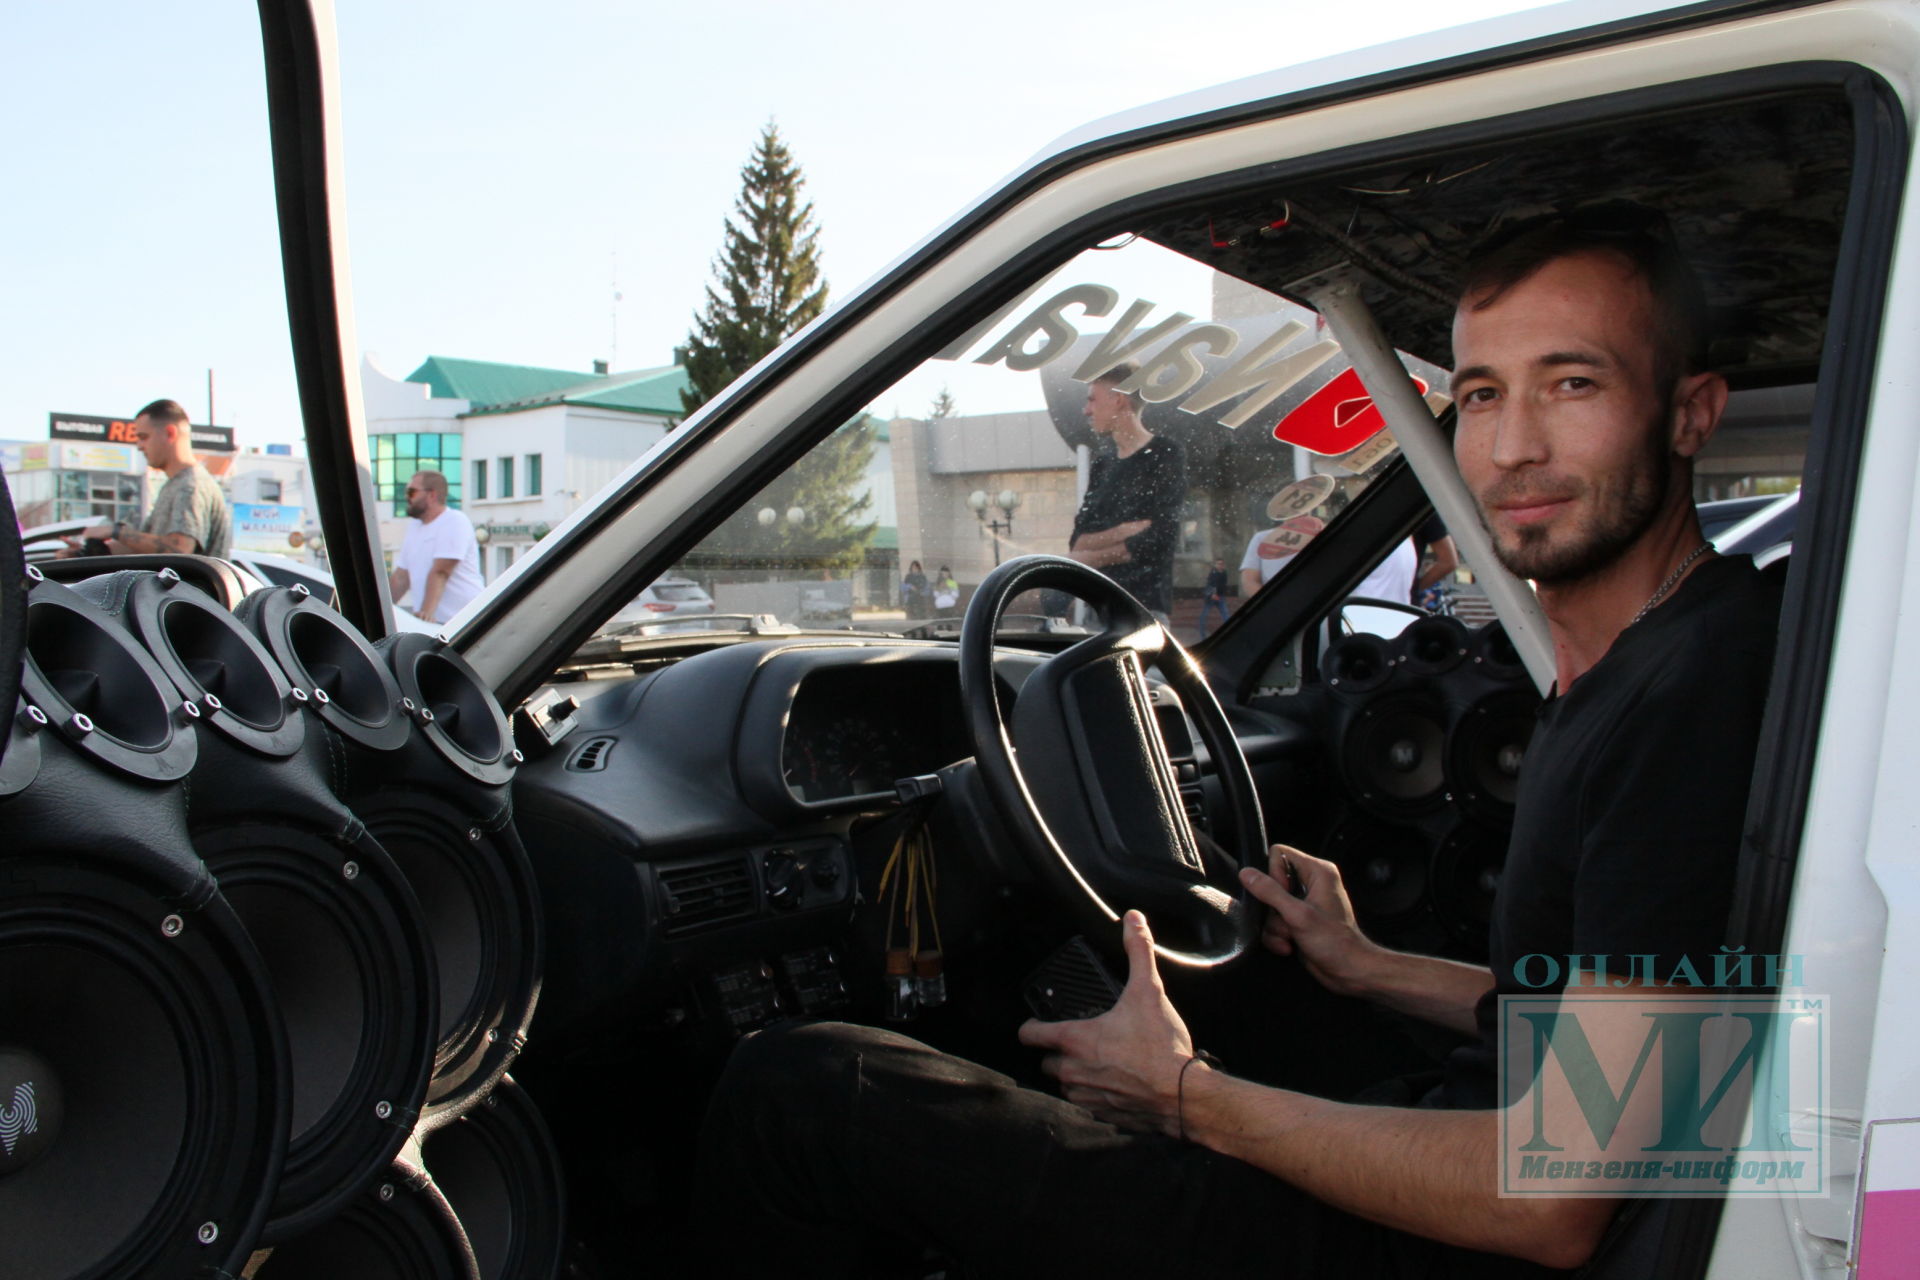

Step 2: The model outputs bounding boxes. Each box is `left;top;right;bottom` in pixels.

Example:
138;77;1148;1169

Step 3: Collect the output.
1630;542;1714;627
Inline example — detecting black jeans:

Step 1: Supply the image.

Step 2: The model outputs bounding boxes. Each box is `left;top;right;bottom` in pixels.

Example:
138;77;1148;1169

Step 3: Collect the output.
694;1021;1551;1279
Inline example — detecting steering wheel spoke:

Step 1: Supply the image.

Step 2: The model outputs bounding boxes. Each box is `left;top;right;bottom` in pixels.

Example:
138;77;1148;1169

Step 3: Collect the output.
960;554;1265;968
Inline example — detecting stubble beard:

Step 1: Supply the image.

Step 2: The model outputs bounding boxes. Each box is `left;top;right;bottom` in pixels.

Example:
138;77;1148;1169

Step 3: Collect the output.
1484;416;1673;588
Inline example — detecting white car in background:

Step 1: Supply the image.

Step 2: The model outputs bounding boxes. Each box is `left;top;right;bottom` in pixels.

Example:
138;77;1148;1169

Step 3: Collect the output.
607;575;715;626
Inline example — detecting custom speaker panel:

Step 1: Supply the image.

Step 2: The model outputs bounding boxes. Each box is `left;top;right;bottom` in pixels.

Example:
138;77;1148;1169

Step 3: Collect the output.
237;584;410;757
68;571;439;1240
420;1078;565;1280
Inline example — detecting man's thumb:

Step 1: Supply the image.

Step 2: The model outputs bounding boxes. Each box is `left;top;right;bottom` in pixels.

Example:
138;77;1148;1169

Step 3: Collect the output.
1121;909;1160;991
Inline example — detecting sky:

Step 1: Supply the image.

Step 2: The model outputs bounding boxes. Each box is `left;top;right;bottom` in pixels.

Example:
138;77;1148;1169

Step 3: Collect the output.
1;0;1629;450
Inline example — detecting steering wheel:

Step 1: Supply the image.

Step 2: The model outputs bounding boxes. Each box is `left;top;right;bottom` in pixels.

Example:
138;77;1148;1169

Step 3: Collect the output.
958;554;1265;968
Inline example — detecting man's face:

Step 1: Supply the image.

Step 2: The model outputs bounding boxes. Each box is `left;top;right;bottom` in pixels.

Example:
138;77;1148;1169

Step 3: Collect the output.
1450;251;1680;586
1085;380;1127;435
405;475;432;519
131;415;171;470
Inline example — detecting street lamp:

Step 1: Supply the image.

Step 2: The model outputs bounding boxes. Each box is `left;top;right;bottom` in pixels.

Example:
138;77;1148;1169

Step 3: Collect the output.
967;488;1021;566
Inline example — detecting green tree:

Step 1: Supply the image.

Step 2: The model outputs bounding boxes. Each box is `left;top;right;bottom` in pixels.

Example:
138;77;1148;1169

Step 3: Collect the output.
929;385;957;421
680;122;828;415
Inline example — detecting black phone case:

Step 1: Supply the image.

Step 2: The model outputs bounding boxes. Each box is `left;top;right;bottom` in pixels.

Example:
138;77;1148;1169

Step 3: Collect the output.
1023;935;1123;1022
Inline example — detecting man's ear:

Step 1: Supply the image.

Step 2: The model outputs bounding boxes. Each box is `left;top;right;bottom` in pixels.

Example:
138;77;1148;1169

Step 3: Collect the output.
1669;371;1728;459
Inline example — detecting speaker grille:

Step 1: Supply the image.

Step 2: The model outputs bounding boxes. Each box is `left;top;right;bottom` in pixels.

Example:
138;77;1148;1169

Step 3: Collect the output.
1447;690;1538;823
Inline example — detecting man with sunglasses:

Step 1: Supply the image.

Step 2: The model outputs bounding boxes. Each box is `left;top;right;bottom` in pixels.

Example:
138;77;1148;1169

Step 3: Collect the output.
697;207;1781;1277
389;469;482;624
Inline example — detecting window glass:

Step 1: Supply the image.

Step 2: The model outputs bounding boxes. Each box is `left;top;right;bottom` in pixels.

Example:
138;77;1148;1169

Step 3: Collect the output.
371;431;464;516
591;236;1444;643
527;453;543;497
499;456;515;499
474;459;489;501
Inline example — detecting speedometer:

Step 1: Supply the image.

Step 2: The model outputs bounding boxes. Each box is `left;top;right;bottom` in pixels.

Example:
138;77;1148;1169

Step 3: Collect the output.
783;713;905;801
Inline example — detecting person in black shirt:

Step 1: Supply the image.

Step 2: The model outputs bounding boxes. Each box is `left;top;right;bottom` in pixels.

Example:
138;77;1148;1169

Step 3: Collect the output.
1068;364;1186;616
698;210;1774;1276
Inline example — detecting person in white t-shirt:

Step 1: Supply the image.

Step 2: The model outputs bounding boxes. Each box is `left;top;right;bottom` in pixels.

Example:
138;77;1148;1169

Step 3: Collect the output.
1240;526;1418;605
389;470;483;624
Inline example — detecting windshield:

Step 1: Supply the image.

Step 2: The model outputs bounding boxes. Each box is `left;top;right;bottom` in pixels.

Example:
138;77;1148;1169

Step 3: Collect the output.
584;236;1450;646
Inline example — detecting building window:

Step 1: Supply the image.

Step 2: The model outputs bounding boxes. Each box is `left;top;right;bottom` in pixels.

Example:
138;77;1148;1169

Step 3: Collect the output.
473;458;488;501
259;479;283;504
372;432;464;516
499;456;515;499
526;453;542;497
497;544;516;577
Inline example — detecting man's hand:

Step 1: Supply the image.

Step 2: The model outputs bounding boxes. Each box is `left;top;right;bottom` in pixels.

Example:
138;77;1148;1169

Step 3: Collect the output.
1017;910;1195;1136
1239;845;1380;998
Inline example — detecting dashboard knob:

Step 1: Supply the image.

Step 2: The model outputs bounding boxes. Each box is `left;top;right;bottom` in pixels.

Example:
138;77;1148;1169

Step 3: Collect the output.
765;851;801;910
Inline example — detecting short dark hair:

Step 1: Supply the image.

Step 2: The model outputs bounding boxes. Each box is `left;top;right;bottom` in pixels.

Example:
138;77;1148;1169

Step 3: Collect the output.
410;470;449;499
136;399;190;428
1093;363;1147;411
1459;204;1709;388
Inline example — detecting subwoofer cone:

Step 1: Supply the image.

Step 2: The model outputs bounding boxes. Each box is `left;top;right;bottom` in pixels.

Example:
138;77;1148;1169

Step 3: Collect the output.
0;860;286;1280
354;794;541;1124
1322;816;1430;924
1447;690;1539;823
1432;822;1508;950
378;635;515;787
197;824;437;1241
1470;622;1527;681
252;1166;477;1280
1342;695;1447;814
421;1078;565;1280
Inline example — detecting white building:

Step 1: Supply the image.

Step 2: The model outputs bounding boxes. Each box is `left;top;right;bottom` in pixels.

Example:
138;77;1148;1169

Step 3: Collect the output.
359;354;689;580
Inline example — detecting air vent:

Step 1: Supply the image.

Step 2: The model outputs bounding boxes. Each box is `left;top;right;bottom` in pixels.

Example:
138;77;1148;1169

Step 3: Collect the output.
567;736;616;772
657;856;756;935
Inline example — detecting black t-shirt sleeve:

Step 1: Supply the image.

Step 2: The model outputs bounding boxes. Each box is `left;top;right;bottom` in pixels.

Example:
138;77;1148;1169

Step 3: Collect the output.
1418;514;1448;547
1569;641;1773;977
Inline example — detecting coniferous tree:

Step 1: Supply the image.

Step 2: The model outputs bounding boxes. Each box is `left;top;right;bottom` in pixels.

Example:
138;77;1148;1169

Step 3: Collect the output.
681;122;828;415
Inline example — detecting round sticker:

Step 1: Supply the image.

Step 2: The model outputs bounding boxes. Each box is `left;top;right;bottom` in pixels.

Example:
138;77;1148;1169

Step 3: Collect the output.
1266;474;1336;523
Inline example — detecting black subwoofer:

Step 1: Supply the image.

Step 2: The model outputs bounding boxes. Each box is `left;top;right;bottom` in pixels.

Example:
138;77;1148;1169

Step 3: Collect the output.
2;574;288;1278
252;1156;480;1280
420;1077;565;1280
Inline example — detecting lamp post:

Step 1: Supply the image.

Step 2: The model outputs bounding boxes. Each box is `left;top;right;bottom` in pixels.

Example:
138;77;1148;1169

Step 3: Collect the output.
967;488;1021;567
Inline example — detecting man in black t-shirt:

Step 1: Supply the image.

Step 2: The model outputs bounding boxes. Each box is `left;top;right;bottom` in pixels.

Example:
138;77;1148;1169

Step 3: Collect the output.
1067;364;1185;615
698;210;1775;1276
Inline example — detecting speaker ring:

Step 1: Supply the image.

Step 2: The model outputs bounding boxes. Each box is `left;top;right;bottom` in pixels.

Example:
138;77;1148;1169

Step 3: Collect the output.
0;704;43;798
1320;633;1396;696
379;635;516;788
1396;614;1470;677
130;578;304;758
421;1078;565;1280
0;866;287;1280
21;581;196;782
240;588;410;753
1431;820;1508;956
